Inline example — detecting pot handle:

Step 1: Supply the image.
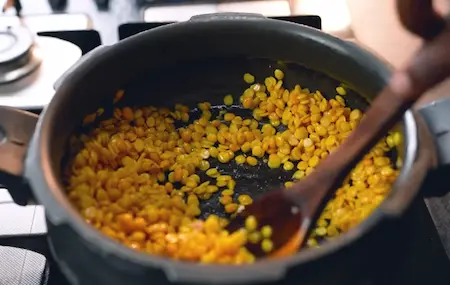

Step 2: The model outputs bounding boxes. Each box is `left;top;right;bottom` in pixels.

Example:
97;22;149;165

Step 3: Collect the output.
417;98;450;166
189;12;266;22
53;45;109;91
0;106;38;205
417;98;450;198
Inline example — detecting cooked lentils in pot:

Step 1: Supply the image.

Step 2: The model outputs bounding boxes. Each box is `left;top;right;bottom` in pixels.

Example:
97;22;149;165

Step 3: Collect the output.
65;69;401;264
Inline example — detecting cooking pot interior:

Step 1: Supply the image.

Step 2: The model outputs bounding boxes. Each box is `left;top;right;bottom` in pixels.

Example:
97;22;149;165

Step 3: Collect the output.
60;56;403;248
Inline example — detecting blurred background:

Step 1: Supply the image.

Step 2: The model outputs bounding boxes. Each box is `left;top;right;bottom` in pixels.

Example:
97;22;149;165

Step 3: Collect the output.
1;0;352;43
2;0;450;103
1;0;449;67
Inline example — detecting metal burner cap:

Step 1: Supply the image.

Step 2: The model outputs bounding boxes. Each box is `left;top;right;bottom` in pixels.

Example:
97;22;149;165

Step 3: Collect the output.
0;26;33;64
0;25;41;84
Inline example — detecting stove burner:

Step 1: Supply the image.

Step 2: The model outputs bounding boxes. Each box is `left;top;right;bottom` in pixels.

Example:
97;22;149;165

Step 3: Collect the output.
0;25;41;84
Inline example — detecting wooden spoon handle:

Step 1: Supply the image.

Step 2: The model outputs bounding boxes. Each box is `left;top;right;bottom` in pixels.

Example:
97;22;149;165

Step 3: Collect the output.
397;0;446;40
336;29;450;175
292;18;450;214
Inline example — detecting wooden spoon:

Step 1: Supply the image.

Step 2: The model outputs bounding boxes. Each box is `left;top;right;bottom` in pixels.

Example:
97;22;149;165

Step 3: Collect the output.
227;0;450;258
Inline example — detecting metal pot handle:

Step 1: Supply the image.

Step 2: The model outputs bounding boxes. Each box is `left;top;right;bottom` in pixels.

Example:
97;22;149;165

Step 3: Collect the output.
416;98;450;251
0;106;38;205
416;97;450;199
417;98;450;166
0;107;48;258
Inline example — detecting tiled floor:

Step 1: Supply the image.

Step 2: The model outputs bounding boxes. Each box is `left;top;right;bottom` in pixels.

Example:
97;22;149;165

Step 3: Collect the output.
0;190;46;285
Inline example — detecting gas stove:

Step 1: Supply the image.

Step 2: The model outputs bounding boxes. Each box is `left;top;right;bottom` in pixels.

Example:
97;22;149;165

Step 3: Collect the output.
0;24;81;110
0;0;84;110
0;15;450;285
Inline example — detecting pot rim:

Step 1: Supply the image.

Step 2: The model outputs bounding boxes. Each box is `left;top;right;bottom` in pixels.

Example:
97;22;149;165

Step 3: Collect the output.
25;16;419;283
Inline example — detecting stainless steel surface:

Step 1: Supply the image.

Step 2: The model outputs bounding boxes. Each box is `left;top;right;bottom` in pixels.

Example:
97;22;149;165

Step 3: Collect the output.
0;25;42;84
0;26;31;64
0;45;41;84
0;35;81;109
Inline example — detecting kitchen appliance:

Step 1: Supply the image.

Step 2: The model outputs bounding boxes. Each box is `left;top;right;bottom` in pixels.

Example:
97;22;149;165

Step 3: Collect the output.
0;14;82;110
0;25;41;84
0;14;449;285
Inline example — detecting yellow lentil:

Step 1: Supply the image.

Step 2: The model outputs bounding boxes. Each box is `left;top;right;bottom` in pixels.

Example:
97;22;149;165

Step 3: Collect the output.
235;155;246;164
246;156;258;166
209;147;219;158
283;161;294;171
218;152;232;163
206;168;219;178
315;227;327;236
386;135;395;148
222;189;234;196
261;239;274;253
248;232;262;243
224;113;235;121
252;145;264;157
268;154;282;169
244;73;255;84
293;170;305;180
228;180;236;190
220;195;233;205
307;238;318;247
241;142;251;153
237;194;253;206
261;225;272;238
285;181;294;188
308;156;320;168
225;203;239;213
245;215;258;232
199;160;210;171
393;132;402;146
350;109;362;121
216;180;228;187
336;86;347;96
224;94;234;106
274;69;284;80
113;89;125;103
303;138;313;148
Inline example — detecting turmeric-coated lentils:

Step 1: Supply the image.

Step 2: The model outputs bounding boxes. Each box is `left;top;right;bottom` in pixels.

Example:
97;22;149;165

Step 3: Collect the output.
66;69;401;264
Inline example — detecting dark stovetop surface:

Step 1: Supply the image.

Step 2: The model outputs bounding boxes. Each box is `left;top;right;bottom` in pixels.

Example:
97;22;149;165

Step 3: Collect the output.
0;16;449;285
42;196;450;285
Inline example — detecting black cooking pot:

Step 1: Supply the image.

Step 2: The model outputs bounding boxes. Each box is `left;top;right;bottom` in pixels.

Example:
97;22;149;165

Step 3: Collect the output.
1;13;450;285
